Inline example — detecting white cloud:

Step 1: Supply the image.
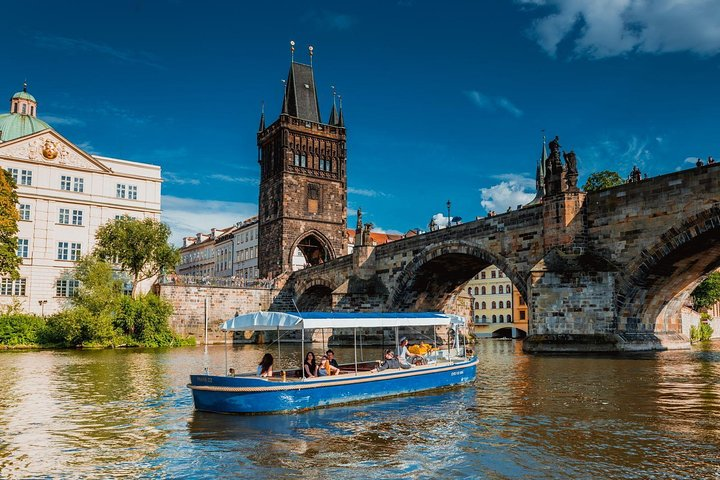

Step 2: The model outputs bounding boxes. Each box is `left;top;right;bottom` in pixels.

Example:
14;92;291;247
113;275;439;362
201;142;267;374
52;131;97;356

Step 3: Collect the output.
42;114;86;127
77;141;99;154
161;196;257;246
520;0;720;58
34;34;163;68
163;172;200;185
464;90;524;117
480;176;536;213
348;187;390;197
208;174;259;185
685;156;702;164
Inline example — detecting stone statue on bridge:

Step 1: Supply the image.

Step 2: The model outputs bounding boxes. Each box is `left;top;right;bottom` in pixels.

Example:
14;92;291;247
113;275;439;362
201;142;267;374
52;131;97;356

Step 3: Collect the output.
563;150;579;191
362;222;374;246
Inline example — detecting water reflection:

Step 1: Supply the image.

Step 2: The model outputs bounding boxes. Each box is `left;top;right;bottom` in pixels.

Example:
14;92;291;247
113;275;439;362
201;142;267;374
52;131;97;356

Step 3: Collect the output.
2;341;720;478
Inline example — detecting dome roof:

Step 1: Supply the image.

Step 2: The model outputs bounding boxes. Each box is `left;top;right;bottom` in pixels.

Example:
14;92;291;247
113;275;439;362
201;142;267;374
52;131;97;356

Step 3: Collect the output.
0;113;52;142
12;90;36;102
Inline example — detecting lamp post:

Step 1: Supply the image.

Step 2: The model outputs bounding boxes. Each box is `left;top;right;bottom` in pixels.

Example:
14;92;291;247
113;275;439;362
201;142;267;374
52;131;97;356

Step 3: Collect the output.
446;200;451;228
38;300;47;318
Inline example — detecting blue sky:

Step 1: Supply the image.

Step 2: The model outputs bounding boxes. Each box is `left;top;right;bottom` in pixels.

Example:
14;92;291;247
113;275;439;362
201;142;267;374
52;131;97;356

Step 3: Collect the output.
2;1;719;244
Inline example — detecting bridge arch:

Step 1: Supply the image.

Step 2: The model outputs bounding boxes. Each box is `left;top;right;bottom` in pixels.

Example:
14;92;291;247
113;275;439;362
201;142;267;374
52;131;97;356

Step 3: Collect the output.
390;240;527;312
290;229;336;269
617;204;720;333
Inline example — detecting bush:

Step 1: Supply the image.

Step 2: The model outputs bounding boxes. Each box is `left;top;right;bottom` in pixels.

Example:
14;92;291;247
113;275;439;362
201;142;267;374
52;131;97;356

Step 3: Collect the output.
116;294;179;347
690;321;714;343
44;306;118;347
0;313;45;346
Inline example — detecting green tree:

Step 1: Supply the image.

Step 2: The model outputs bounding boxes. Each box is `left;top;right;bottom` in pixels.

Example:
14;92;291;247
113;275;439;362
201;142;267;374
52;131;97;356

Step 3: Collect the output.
583;170;624;192
72;255;124;314
0;169;20;279
692;272;720;310
94;217;180;297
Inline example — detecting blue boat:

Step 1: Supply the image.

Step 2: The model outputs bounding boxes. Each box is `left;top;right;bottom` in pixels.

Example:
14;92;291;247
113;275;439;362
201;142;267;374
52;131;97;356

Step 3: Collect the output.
188;312;478;414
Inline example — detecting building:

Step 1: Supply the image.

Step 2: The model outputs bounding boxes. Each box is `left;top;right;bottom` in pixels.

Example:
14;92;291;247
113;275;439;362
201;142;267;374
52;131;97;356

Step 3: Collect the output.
468;266;513;324
178;217;259;280
346;229;403;253
0;84;162;315
256;44;347;278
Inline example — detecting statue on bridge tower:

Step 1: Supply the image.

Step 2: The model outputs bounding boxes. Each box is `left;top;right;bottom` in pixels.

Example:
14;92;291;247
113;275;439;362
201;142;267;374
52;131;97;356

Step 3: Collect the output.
544;136;566;195
563;150;579;191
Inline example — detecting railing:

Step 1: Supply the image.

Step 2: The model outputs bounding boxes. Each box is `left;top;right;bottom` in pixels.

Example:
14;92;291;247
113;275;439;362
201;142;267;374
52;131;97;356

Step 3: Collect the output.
158;275;276;289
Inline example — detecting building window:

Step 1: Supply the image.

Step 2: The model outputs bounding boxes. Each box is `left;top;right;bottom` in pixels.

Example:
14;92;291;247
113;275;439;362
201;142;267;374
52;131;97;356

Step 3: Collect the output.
491;270;496;279
492;315;497;323
116;184;126;198
17;239;29;258
0;278;26;296
60;175;72;190
520;311;526;320
6;168;32;186
57;242;69;260
467;287;471;295
128;185;138;200
307;183;320;214
301;154;307;168
481;315;487;322
18;204;31;221
491;285;496;294
491;301;496;309
481;301;486;309
474;287;479;295
506;300;512;308
72;210;83;226
59;208;70;224
56;279;79;297
508;314;513;322
481;271;486;279
481;286;486;295
506;285;511;294
74;177;84;193
319;158;332;172
21;104;26;114
474;301;479;309
12;103;17;113
499;314;504;322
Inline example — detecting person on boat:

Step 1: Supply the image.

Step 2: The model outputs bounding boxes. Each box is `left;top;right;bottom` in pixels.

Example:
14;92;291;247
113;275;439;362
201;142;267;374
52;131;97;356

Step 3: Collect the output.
326;349;339;369
397;337;423;365
371;349;411;373
304;352;318;377
257;353;273;377
408;340;433;356
318;355;341;376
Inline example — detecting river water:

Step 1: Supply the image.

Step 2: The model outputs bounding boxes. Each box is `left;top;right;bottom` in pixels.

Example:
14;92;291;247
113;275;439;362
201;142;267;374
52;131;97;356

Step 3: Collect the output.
1;340;719;479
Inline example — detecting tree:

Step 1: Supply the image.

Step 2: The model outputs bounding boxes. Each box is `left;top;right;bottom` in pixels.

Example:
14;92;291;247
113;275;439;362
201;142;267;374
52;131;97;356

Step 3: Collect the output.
72;255;124;314
692;272;720;310
94;217;180;297
583;170;624;192
0;169;20;279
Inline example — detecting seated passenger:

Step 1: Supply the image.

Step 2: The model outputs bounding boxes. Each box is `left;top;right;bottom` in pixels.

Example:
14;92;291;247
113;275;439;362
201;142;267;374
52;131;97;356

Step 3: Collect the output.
398;337;423;365
326;349;339;369
318;355;341;376
304;351;318;377
371;349;411;373
257;353;274;377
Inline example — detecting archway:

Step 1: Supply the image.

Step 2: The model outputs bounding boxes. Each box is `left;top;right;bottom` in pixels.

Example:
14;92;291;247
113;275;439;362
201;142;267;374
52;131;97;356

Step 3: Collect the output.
617;206;720;333
296;284;334;311
290;230;335;271
391;241;527;312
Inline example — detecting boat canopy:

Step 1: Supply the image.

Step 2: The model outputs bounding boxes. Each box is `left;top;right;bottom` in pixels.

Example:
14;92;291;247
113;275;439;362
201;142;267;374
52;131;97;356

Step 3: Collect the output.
220;311;467;332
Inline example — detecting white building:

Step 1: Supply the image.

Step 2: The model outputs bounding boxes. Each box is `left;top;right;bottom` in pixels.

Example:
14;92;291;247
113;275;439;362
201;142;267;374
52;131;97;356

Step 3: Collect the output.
0;85;162;315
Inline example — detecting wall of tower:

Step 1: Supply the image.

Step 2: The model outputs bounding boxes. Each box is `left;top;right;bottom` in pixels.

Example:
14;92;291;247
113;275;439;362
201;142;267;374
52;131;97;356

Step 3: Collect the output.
258;115;347;278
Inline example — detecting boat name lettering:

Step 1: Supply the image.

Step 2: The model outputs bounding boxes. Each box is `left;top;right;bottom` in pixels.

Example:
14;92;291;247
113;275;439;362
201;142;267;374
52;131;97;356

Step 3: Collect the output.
450;370;464;376
196;376;213;383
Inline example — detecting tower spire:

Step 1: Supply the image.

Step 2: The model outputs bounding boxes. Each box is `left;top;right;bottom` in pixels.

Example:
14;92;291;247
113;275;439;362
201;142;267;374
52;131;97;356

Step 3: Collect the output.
328;86;338;125
290;40;295;63
337;94;344;127
258;101;265;131
524;133;548;207
23;80;27;93
309;45;314;66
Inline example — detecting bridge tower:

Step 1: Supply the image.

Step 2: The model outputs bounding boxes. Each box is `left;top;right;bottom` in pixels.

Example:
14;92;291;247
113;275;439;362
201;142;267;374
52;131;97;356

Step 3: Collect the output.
257;44;348;278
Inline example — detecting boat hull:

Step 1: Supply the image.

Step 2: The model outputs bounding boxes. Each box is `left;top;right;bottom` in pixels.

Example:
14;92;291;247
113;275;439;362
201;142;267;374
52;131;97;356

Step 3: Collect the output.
189;357;478;414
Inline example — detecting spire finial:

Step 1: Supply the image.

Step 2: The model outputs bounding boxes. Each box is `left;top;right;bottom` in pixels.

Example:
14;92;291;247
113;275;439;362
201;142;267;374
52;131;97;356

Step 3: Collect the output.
290;40;295;62
23;80;27;93
308;45;314;66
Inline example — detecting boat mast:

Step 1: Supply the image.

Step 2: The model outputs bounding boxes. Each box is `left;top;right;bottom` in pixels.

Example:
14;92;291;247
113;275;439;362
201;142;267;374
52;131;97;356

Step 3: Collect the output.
353;327;358;376
301;324;305;379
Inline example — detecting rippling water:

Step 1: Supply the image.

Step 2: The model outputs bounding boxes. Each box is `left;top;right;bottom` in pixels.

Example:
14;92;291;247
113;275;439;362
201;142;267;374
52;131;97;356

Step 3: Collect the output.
1;341;719;479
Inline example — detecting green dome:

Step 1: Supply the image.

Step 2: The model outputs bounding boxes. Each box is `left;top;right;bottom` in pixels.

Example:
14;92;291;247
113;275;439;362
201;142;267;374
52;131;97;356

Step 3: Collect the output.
12;91;36;102
0;113;52;142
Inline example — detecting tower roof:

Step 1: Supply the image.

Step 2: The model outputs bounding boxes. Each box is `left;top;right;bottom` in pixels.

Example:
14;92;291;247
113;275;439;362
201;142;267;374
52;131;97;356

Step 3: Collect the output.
282;62;321;123
12;82;36;103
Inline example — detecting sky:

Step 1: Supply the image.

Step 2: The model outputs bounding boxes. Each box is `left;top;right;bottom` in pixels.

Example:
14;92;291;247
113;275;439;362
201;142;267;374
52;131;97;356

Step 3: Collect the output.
2;0;719;244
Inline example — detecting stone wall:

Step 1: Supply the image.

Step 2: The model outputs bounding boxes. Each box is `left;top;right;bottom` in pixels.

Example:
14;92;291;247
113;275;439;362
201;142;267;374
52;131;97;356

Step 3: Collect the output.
158;284;276;344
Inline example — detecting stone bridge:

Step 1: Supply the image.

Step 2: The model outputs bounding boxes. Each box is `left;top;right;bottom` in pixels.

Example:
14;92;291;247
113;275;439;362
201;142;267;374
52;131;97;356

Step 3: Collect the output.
282;163;720;352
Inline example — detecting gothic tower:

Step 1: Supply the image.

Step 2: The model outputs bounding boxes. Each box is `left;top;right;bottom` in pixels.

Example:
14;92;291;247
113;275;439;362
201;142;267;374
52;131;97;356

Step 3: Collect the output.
257;44;347;278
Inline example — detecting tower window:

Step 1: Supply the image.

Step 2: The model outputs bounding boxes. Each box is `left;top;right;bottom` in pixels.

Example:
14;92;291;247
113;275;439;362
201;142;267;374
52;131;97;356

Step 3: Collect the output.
21;104;26;114
12;103;17;113
307;183;320;214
